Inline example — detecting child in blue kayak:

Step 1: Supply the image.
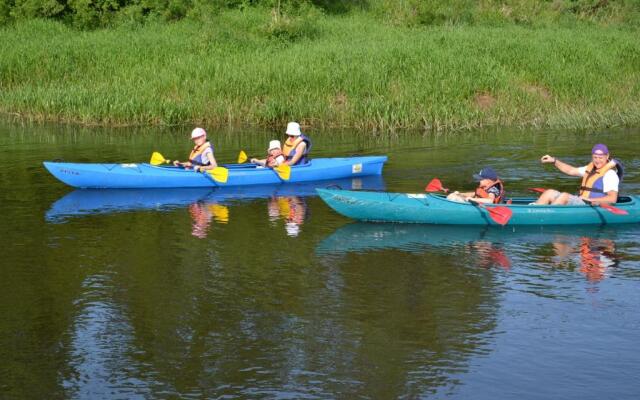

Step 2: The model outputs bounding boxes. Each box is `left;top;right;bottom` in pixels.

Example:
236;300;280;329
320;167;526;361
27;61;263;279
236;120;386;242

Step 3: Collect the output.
251;140;286;168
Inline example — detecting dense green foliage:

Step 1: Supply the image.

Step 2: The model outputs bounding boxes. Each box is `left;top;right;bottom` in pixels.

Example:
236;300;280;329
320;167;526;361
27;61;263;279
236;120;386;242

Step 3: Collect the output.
1;0;639;29
0;2;639;131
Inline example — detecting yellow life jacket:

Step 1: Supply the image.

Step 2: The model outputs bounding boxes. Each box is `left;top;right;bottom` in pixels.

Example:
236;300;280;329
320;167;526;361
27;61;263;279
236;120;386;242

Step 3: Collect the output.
282;137;303;157
579;161;616;199
189;141;212;165
282;135;311;165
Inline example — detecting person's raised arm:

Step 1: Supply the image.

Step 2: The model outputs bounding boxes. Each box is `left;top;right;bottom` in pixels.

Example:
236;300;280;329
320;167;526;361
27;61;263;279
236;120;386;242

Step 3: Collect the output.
540;155;581;176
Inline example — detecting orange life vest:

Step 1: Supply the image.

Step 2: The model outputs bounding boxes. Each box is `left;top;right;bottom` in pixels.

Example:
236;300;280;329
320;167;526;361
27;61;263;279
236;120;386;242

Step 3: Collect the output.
579;161;617;199
474;180;505;204
189;141;212;166
266;149;284;167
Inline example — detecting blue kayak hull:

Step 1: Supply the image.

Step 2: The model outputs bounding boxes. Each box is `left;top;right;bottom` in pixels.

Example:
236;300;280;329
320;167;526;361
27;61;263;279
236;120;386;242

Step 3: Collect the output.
43;156;387;188
316;189;640;225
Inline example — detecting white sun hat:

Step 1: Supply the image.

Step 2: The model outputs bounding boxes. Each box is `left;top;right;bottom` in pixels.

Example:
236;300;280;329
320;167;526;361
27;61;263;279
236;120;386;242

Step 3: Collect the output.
191;127;207;139
285;122;301;137
268;140;282;151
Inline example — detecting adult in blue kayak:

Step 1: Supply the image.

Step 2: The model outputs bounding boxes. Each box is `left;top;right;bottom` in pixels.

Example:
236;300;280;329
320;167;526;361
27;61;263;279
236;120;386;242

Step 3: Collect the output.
533;143;622;205
282;122;312;166
446;167;505;204
173;128;218;172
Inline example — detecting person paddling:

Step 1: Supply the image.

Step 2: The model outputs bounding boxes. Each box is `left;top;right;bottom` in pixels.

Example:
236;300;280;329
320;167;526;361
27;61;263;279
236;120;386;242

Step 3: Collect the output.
533;144;621;206
173;128;218;172
446;167;505;204
282;122;312;166
250;140;286;167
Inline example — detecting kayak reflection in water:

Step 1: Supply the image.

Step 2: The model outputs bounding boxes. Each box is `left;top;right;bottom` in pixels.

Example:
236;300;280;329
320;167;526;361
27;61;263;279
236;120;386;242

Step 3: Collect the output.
552;237;618;282
188;201;229;239
267;196;307;237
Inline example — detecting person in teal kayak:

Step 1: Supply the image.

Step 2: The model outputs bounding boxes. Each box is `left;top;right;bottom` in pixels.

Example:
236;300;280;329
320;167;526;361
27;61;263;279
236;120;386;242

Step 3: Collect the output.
282;122;312;165
173;128;218;172
446;167;505;204
533;144;621;205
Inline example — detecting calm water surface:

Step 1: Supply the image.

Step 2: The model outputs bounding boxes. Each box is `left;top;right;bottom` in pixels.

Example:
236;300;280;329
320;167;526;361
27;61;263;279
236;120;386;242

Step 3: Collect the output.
1;122;639;399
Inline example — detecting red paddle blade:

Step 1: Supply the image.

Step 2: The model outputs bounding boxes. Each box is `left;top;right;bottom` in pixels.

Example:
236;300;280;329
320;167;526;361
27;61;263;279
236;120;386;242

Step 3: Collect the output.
599;203;628;215
485;206;513;226
425;178;448;193
528;187;546;194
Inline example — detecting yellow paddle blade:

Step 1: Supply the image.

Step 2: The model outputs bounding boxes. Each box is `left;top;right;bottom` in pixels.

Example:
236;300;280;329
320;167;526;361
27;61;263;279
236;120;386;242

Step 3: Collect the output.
237;150;248;164
208;204;229;224
207;166;229;183
274;163;291;181
150;151;168;165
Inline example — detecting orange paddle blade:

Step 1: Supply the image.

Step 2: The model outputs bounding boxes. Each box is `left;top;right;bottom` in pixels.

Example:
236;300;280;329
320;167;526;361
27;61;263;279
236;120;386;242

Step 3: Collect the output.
485;205;513;226
528;187;546;194
425;178;448;193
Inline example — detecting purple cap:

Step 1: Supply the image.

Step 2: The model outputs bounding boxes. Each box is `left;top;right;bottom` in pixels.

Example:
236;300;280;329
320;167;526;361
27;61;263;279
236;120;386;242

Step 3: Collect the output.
592;143;609;155
473;167;498;181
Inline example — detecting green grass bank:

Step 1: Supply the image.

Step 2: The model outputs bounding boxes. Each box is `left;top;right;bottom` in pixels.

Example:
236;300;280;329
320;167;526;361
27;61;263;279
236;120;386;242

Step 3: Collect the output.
1;9;639;132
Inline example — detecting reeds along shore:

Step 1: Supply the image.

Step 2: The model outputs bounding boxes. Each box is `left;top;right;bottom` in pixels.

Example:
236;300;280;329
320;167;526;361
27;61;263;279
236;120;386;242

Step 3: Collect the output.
0;6;639;132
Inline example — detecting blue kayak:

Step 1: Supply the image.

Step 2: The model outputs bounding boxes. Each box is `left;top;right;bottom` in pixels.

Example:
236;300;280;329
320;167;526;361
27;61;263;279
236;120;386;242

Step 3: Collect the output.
316;189;640;225
43;156;387;188
46;176;385;222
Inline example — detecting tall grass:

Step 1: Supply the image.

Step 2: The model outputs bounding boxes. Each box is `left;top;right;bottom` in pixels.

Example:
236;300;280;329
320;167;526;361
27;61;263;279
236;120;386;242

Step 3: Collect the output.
0;9;639;132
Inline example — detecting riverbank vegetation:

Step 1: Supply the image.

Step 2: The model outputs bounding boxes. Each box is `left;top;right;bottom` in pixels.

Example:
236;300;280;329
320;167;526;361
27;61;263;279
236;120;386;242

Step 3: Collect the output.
1;1;639;131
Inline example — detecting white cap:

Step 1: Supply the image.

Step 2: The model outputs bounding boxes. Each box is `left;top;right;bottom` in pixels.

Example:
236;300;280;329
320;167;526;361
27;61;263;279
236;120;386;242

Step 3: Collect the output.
191;127;206;139
268;140;281;151
285;122;301;137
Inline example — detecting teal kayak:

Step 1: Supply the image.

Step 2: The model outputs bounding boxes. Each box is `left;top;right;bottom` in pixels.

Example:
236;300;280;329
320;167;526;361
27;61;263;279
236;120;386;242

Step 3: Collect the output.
43;156;387;188
316;189;640;225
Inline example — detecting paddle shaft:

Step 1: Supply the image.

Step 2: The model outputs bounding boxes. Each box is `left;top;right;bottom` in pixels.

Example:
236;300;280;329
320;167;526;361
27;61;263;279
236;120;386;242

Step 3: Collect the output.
528;188;627;215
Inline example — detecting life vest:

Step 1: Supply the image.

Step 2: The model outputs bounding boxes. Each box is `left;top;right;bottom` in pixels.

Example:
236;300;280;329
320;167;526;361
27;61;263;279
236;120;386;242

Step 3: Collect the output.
474;180;505;204
579;160;620;199
282;135;312;165
189;141;213;166
266;149;284;167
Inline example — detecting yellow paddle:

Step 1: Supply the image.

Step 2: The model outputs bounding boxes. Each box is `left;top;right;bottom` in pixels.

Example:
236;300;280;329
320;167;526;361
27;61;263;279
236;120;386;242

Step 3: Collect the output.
149;151;228;183
237;150;290;180
273;163;291;181
206;167;229;183
150;151;171;165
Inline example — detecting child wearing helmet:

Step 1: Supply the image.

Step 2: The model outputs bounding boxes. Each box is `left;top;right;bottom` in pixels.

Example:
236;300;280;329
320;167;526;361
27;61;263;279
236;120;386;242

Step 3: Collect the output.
251;140;285;168
173;128;218;172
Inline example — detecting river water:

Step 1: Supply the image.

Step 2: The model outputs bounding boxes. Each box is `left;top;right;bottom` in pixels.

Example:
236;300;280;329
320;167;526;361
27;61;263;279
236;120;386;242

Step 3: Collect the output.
1;121;639;399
